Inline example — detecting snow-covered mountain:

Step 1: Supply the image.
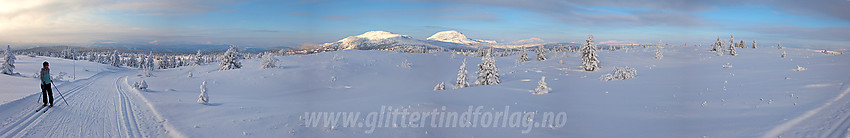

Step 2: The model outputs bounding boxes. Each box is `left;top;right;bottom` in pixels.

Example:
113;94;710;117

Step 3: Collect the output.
426;30;497;45
319;31;481;52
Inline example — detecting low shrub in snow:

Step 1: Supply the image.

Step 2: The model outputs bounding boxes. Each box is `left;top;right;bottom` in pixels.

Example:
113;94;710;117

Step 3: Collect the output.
793;65;807;71
133;80;148;90
434;82;445;91
532;76;551;95
601;67;637;81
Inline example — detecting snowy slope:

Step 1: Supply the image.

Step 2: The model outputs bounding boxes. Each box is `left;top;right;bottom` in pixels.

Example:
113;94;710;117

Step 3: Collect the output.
426;30;497;45
0;55;110;104
125;46;850;137
1;45;849;138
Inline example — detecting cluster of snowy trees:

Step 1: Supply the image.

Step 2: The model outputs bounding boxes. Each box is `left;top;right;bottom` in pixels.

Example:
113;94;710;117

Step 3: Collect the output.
445;49;501;90
17;47;221;71
707;35;775;56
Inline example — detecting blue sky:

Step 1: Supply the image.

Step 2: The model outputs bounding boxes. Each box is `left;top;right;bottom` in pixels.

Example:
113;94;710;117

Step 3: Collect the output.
1;0;848;49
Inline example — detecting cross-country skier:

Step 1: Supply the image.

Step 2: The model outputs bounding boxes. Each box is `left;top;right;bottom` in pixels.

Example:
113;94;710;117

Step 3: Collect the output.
40;61;53;107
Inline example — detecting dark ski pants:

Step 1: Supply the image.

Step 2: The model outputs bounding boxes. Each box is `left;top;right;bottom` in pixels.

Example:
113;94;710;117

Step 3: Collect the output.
41;83;53;105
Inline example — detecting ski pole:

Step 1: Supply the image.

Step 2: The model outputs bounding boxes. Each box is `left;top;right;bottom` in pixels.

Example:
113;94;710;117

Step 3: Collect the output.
51;83;70;106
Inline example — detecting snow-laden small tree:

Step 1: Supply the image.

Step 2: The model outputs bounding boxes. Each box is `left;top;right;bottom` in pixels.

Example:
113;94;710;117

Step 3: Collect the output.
198;81;209;105
194;50;204;66
1;45;16;75
655;40;664;60
601;66;637;81
781;51;786;58
777;42;783;50
139;80;148;90
220;46;242;71
456;59;470;89
125;54;138;68
535;46;546;61
518;47;529;63
728;35;735;50
434;82;445;91
793;65;806;71
88;52;96;62
260;55;278;69
139;55;147;69
581;35;599;71
143;52;155;77
475;49;501;85
728;41;737;56
752;40;757;48
711;37;723;52
738;40;745;48
398;59;412;69
532;76;551;95
110;51;121;67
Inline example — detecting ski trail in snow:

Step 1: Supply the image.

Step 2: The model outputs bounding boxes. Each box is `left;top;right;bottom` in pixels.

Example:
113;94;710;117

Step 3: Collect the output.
0;70;177;137
762;81;850;138
116;76;144;138
0;73;102;137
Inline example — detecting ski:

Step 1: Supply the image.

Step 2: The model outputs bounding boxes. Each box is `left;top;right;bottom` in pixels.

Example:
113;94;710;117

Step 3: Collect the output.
42;106;50;113
35;106;46;112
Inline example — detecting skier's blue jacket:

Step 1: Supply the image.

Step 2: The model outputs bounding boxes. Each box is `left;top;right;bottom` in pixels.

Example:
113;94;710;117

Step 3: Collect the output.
40;68;51;84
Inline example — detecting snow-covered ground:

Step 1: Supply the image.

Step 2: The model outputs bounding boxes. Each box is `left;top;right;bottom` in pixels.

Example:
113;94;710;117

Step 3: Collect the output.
0;55;109;104
1;45;849;137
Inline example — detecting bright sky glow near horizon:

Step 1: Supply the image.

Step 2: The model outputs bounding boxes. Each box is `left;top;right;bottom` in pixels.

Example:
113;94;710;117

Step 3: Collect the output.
1;0;849;50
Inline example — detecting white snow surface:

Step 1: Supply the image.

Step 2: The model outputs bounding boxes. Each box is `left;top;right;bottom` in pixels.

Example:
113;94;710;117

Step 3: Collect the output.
0;46;849;138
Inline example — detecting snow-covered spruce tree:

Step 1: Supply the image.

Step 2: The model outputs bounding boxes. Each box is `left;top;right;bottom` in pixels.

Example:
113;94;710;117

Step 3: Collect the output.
157;57;169;69
581;35;599;71
739;40;745;48
220;46;242;71
260;55;278;69
711;36;723;52
535;46;546;61
475;49;500;85
125;54;138;68
143;53;155;77
434;82;445;91
533;76;551;95
456;59;471;89
198;81;209;105
110;51;121;67
752;40;757;48
87;52;96;62
728;40;737;56
194;50;204;66
728;35;735;51
519;47;529;63
777;42;783;50
781;51;786;58
655;40;664;59
1;45;16;75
